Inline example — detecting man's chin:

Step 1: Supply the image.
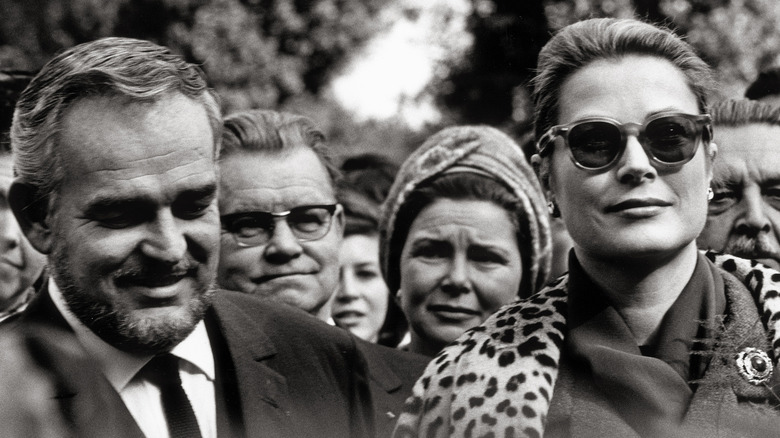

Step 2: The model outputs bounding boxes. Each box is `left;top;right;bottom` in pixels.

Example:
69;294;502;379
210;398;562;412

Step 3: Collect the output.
116;308;203;353
64;285;214;355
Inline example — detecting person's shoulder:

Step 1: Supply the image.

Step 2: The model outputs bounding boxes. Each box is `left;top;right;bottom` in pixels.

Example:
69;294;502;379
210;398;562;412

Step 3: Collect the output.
355;337;429;372
212;289;358;345
706;251;780;305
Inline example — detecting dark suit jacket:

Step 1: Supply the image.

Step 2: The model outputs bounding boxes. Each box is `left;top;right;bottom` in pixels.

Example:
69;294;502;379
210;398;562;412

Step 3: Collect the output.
3;288;375;438
354;339;429;438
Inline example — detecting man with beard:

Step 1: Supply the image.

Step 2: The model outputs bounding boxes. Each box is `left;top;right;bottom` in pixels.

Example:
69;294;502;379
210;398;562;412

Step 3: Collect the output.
2;38;373;438
698;99;780;269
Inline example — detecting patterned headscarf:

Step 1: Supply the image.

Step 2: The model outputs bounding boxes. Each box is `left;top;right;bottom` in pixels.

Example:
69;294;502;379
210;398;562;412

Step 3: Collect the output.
379;125;553;297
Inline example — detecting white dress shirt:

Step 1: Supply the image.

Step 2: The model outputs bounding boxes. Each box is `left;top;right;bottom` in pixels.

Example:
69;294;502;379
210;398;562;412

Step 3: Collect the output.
50;279;217;438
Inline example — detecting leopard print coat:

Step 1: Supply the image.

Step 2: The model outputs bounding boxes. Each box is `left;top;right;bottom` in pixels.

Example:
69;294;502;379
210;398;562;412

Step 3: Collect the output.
392;253;780;438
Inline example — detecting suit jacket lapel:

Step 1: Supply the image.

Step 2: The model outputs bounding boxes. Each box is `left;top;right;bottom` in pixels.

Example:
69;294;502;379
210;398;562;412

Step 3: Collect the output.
16;282;145;438
18;279;69;329
209;293;293;437
356;340;402;394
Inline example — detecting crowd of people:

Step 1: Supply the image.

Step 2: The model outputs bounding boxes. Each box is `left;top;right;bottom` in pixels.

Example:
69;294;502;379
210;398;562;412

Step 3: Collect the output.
2;15;780;438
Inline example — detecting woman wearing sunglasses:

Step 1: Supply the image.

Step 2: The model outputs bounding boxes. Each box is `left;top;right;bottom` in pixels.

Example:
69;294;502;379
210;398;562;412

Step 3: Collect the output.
394;18;780;438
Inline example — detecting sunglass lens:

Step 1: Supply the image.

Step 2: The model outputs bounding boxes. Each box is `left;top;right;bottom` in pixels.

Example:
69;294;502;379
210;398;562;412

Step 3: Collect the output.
568;121;622;168
644;117;697;164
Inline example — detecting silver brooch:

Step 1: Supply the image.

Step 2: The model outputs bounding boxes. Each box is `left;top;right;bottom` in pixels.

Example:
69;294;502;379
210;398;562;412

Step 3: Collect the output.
736;347;774;385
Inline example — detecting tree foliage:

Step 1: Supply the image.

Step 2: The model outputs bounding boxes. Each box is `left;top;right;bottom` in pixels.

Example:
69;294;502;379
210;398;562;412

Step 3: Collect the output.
2;0;780;159
0;0;389;112
429;0;780;136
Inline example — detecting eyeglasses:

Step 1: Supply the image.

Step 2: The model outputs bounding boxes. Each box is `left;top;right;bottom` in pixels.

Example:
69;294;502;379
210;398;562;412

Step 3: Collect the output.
221;204;339;247
536;113;712;171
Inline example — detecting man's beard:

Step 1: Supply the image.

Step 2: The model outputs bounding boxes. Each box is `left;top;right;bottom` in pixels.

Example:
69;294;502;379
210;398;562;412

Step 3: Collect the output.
723;234;780;267
49;240;215;355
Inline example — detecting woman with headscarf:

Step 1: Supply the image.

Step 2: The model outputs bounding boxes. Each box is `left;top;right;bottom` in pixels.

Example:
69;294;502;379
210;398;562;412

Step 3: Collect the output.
379;125;553;357
394;18;780;438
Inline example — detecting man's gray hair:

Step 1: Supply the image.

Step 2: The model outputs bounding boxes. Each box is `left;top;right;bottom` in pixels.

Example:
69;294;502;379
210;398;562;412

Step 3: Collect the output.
711;99;780;127
220;109;340;187
11;37;222;205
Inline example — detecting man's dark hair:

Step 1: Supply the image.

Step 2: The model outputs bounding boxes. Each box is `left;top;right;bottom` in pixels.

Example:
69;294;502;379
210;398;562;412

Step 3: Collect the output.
745;67;780;101
0;71;36;153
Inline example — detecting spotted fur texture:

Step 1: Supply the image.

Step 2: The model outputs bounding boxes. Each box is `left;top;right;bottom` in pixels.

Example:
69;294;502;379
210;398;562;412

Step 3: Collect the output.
705;251;780;361
393;253;780;438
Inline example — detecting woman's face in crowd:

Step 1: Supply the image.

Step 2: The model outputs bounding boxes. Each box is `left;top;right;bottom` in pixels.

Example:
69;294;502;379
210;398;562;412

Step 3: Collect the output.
548;55;713;262
398;198;522;354
0;155;45;310
333;233;389;343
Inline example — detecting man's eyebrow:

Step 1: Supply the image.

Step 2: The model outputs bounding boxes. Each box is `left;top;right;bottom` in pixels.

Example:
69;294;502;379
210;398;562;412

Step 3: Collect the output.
83;197;149;216
760;177;780;187
176;182;218;202
710;168;742;187
84;182;218;216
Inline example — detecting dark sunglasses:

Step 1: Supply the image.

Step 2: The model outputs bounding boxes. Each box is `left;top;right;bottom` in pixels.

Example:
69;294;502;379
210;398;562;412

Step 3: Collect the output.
536;113;712;171
221;204;338;247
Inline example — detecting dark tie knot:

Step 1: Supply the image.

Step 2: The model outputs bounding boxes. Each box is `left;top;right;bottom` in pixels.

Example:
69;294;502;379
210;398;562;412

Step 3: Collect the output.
141;353;183;388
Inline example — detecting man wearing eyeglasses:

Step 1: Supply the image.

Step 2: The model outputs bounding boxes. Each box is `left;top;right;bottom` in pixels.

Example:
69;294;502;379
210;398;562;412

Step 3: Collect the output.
217;109;429;438
217;111;345;322
697;99;780;270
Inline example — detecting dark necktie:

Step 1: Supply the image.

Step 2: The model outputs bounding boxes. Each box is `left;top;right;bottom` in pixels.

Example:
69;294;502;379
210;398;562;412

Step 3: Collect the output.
141;353;204;438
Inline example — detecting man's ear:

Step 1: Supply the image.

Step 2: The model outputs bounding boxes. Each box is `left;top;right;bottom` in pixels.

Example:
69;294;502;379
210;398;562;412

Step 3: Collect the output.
8;182;53;254
706;141;718;181
708;141;718;162
333;203;345;239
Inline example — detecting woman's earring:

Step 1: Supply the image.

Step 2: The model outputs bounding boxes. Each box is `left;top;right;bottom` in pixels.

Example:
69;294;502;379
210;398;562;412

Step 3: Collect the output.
707;187;714;202
547;200;561;218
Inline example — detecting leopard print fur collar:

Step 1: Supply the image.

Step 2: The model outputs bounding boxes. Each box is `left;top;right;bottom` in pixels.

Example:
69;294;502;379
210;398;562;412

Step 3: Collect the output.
393;252;780;438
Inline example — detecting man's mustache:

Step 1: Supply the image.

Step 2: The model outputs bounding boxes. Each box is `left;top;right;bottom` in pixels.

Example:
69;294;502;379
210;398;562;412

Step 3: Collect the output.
723;234;780;263
113;259;198;285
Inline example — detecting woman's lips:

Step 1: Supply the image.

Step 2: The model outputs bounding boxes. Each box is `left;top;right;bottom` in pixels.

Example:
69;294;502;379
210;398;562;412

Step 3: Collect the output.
605;197;671;212
428;304;480;321
334;309;367;326
334;309;366;319
605;198;672;218
254;271;314;284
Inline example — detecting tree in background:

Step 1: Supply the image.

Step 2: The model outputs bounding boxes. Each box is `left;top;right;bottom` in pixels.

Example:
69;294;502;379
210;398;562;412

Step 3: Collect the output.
663;0;780;98
0;0;389;110
429;0;548;134
426;0;780;139
3;0;780;159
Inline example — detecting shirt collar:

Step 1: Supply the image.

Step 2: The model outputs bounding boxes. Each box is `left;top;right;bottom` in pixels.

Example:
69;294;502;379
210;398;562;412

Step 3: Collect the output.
48;277;215;392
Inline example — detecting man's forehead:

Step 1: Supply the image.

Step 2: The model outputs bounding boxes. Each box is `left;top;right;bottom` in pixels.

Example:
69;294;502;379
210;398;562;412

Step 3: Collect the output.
220;148;334;193
713;123;780;184
218;157;335;215
714;123;780;154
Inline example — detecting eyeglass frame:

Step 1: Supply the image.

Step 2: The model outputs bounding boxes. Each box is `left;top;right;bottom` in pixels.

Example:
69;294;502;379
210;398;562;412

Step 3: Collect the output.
535;112;713;172
221;203;340;248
